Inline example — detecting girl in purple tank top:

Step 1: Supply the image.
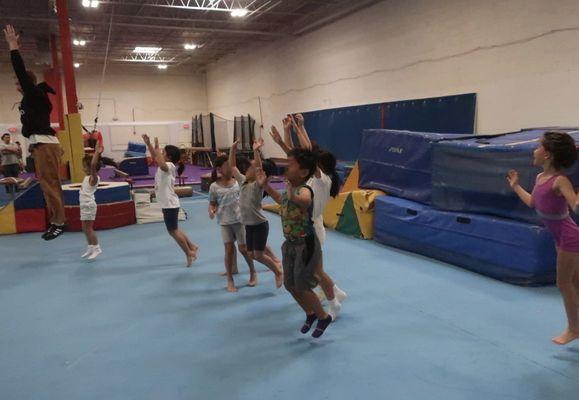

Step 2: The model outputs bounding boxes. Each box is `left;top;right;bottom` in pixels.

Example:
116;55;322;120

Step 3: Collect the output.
508;131;579;345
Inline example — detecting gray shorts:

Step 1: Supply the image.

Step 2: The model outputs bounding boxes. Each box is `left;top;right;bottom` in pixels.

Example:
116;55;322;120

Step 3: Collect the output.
282;234;321;291
80;202;97;221
221;222;246;245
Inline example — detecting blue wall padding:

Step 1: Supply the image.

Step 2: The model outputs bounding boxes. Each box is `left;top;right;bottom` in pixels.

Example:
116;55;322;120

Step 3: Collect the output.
373;196;557;285
300;104;381;161
299;93;476;161
13;183;46;210
358;129;471;203
432;128;579;225
382;94;476;133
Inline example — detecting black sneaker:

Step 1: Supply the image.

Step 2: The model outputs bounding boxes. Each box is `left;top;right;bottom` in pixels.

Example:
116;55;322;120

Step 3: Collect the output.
312;315;332;338
41;224;55;240
300;314;317;334
43;224;66;241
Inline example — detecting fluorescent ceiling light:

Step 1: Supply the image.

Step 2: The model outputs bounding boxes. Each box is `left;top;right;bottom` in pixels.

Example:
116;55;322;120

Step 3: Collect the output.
82;0;90;7
231;8;248;17
133;47;162;54
157;64;168;70
184;43;198;50
74;63;80;68
90;0;99;8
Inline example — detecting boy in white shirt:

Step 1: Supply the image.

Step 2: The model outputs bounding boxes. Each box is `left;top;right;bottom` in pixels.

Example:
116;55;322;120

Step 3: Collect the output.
143;135;198;267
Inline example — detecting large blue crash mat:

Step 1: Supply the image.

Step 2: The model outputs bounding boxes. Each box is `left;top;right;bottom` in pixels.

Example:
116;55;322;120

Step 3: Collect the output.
358;129;471;204
373;196;557;285
432;128;579;224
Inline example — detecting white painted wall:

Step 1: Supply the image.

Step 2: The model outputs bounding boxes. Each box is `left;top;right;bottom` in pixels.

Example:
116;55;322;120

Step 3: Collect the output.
206;0;579;157
0;65;207;159
0;65;207;124
74;66;207;124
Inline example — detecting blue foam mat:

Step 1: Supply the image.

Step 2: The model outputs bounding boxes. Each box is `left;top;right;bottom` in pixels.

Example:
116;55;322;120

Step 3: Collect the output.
432;128;579;224
13;182;46;210
358;129;471;203
373;195;557;285
62;182;131;206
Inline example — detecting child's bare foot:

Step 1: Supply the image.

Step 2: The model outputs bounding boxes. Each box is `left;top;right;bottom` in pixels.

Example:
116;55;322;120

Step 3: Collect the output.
227;279;237;293
190;245;199;259
552;328;579;345
186;251;197;267
248;272;258;287
275;271;283;289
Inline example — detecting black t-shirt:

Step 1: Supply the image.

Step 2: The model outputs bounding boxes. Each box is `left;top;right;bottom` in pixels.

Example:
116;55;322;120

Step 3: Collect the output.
11;50;56;138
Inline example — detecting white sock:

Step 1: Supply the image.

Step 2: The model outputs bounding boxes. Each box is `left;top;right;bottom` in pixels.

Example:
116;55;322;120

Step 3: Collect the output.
82;245;94;257
88;245;102;260
334;285;347;301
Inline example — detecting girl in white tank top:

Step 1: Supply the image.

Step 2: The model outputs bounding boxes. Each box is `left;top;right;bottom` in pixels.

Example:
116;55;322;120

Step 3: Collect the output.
79;148;103;260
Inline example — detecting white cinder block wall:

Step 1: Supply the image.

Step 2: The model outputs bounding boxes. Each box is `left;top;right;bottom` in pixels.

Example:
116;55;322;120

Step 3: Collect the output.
206;0;579;157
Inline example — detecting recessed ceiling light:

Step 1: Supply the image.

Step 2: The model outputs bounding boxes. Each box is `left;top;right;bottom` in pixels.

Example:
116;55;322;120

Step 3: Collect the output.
90;0;99;8
74;63;80;68
82;0;90;7
231;8;249;17
184;43;198;50
157;64;168;70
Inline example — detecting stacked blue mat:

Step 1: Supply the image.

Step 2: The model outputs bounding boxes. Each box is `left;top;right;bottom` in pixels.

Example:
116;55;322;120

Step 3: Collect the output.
125;141;147;158
360;128;579;285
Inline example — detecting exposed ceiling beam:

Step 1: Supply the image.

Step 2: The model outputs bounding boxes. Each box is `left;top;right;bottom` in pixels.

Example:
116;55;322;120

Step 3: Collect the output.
99;0;300;16
1;14;291;37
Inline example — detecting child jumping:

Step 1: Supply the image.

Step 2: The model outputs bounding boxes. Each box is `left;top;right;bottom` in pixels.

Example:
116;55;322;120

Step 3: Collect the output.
80;146;102;260
257;148;332;338
209;155;257;292
230;138;283;288
270;114;348;318
143;135;198;267
508;131;579;345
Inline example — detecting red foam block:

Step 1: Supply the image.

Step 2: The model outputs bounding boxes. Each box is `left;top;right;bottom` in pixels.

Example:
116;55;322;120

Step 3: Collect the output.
65;201;136;232
15;208;47;233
